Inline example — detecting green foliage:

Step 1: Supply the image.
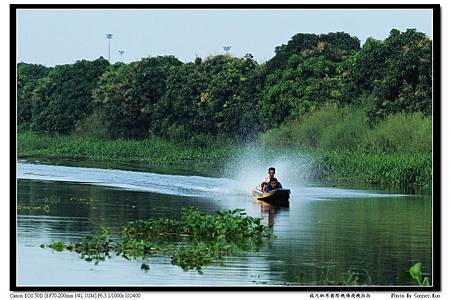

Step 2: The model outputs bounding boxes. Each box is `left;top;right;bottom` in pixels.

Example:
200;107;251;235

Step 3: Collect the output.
319;268;374;286
259;104;431;155
17;63;51;127
171;242;214;273
48;241;65;252
294;104;344;148
257;104;432;191
149;62;202;141
17;29;433;191
18;131;235;175
363;112;432;154
257;124;296;148
180;207;270;241
73;111;109;139
311;151;432;192
409;262;430;286
42;208;272;273
319;264;430;286
343;29;432;123
319;108;367;151
266;32;360;72
30;58;109;134
93;57;182;138
156;54;261;139
259;32;360;128
19;29;431;142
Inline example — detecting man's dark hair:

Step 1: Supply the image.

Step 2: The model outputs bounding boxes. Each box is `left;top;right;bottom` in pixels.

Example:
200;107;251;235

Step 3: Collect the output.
270;177;278;183
268;167;276;173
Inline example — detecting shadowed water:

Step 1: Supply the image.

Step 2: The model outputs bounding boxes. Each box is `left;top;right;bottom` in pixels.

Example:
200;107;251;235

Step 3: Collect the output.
16;162;432;286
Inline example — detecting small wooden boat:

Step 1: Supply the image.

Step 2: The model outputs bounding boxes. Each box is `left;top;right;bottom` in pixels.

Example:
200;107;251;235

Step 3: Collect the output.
253;188;290;207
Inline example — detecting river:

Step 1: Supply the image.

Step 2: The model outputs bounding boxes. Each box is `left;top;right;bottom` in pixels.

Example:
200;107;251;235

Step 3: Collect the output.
16;162;432;287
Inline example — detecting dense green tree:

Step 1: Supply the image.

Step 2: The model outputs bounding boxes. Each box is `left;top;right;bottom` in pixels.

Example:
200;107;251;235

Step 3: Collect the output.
31;58;109;134
195;54;261;138
341;29;432;122
369;29;432;121
150;54;262;141
18;29;432;141
259;32;360;129
150;62;204;141
17;63;50;127
92;62;134;137
94;56;182;138
266;32;360;72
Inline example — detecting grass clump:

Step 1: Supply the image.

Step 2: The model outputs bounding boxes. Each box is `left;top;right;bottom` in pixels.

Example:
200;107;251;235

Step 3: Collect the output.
318;263;430;286
42;208;272;273
362;112;432;154
311;151;431;192
17;130;236;176
258;105;432;192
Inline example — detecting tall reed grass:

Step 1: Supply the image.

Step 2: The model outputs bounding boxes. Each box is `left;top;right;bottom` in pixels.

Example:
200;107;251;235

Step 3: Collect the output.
17;131;235;174
258;105;432;192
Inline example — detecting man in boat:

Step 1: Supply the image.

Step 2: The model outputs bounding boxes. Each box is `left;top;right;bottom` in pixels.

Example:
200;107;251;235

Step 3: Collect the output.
263;167;277;184
265;177;283;193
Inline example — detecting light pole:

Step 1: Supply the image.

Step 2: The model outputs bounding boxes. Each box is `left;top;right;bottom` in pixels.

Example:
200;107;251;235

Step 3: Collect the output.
106;33;113;62
223;46;231;54
118;50;125;62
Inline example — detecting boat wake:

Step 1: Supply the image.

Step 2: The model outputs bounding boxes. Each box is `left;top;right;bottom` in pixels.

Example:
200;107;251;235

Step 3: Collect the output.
17;163;408;200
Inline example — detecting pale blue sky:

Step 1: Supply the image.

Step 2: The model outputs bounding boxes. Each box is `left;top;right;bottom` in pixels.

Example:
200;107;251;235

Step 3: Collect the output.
17;8;433;66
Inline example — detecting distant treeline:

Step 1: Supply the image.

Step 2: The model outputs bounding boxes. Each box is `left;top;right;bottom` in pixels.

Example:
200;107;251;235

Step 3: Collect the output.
17;29;432;142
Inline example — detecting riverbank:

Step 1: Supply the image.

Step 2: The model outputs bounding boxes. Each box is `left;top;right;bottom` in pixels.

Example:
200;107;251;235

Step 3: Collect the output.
17;130;236;176
309;150;432;193
17;131;432;193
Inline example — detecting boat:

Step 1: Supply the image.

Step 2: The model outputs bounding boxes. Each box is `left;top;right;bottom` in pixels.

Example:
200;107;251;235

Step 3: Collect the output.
252;188;291;207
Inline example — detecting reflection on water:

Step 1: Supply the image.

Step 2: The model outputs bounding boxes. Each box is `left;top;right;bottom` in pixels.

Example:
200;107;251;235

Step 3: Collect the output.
16;163;432;287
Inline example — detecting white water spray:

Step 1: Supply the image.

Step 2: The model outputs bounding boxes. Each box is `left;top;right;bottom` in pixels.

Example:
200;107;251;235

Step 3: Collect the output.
222;144;316;194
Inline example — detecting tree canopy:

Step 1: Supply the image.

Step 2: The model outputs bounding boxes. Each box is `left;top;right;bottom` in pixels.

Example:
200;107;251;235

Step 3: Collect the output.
17;29;432;141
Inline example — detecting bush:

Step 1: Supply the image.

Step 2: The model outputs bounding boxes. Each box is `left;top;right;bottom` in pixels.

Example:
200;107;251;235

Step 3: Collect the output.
294;104;343;148
30;58;109;134
311;151;432;192
363;112;432;154
319;108;367;151
73;112;109;139
257;124;296;148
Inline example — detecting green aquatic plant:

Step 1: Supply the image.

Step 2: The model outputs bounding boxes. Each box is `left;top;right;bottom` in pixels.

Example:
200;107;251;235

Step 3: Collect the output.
171;242;214;274
48;241;65;252
342;271;359;286
409;262;430;286
41;208;272;273
318;267;375;286
318;264;430;286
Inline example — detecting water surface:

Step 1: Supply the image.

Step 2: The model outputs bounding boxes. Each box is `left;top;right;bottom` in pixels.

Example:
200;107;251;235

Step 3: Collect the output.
16;162;432;286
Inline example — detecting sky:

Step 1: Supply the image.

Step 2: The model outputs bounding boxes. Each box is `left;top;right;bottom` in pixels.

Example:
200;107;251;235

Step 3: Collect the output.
16;8;433;66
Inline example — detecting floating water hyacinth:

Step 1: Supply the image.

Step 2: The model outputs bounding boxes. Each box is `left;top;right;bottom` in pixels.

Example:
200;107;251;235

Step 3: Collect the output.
42;207;273;273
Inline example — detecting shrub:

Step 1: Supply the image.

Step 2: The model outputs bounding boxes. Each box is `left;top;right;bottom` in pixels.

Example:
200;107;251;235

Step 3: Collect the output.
319;108;368;151
73;112;109;139
257;124;295;148
363;112;432;154
294;104;343;148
